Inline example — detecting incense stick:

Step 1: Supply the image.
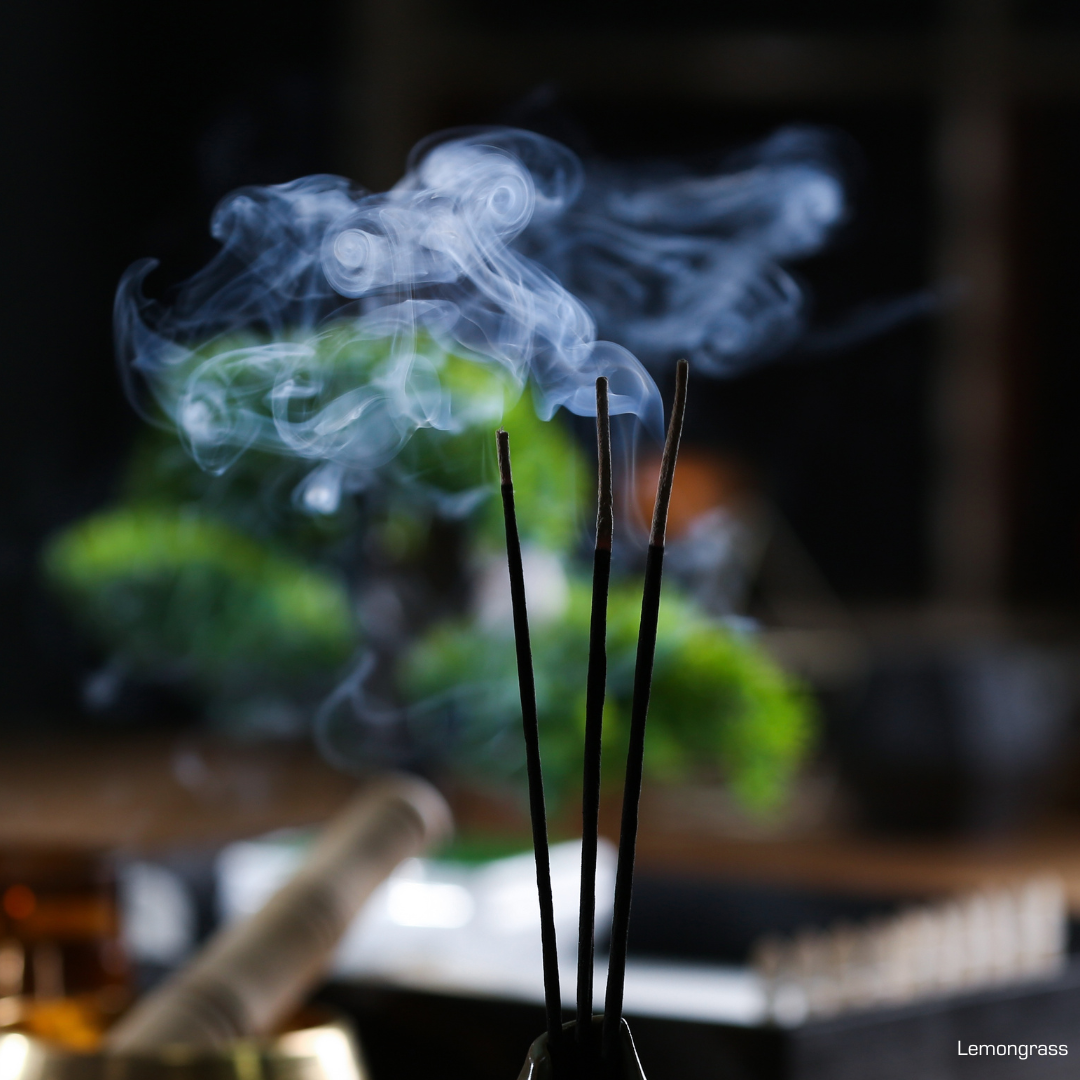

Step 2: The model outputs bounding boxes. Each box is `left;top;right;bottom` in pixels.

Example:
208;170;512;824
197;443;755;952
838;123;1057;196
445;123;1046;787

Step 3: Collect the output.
577;378;613;1055
497;429;563;1057
602;359;688;1071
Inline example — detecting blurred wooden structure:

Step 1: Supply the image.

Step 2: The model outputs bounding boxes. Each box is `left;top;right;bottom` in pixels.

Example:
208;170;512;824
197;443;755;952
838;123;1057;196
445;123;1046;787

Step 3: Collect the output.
0;734;357;851
635;808;1080;916
448;779;1080;915
5;734;1080;915
344;0;1080;611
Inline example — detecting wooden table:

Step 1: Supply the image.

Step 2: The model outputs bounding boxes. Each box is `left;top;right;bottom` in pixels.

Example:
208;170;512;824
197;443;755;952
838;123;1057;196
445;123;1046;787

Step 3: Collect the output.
625;782;1080;913
0;731;358;851
4;735;1080;914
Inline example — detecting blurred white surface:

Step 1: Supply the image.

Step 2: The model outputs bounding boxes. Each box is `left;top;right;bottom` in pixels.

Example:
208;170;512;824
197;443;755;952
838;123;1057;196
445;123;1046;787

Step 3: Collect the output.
217;837;611;992
213;833;767;1026
118;861;196;966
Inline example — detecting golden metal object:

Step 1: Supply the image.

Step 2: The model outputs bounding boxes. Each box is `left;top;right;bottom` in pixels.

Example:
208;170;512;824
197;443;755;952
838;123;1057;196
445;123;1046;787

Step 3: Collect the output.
0;1018;368;1080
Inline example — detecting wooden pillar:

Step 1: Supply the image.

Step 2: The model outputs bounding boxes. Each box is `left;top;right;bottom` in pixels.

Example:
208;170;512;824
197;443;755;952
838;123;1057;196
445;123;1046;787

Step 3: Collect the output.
930;0;1011;605
339;0;438;191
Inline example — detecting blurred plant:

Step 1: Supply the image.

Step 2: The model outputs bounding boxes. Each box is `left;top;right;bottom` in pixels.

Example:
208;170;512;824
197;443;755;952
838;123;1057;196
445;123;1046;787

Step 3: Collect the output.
120;429;357;557
397;385;588;556
400;580;814;814
43;508;355;715
41;334;580;721
44;328;813;813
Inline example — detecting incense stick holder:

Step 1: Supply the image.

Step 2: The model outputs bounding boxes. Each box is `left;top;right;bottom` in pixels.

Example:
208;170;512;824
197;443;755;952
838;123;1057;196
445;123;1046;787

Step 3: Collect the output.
515;1018;646;1080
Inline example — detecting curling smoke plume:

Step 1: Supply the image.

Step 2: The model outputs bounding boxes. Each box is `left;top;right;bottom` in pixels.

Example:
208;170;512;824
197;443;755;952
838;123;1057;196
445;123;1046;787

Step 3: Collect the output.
521;126;846;375
117;127;844;512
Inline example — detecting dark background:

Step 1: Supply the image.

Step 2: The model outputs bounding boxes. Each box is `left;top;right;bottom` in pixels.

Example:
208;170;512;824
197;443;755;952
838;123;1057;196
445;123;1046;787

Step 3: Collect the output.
3;0;1079;720
0;0;344;717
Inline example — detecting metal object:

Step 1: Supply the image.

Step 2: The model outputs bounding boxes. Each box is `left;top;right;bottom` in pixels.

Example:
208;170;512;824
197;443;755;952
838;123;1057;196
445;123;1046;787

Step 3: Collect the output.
107;774;451;1053
0;1018;368;1080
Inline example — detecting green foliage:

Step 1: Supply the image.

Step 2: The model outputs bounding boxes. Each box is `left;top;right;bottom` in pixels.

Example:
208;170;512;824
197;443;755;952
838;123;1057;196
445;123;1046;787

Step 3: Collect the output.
159;326;514;480
131;329;587;557
46;324;814;809
123;430;356;556
432;834;532;864
387;360;588;556
399;580;814;814
43;328;588;729
43;507;356;692
475;391;588;554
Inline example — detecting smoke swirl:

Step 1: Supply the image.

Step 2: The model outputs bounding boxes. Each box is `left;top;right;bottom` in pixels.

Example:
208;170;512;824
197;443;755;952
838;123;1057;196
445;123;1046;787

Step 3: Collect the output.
521;127;846;375
116;126;844;512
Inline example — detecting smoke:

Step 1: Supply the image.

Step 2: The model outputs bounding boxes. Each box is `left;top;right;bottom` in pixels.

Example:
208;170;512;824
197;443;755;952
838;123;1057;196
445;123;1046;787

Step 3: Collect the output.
520;126;846;375
109;124;851;767
116;129;662;515
117;126;847;515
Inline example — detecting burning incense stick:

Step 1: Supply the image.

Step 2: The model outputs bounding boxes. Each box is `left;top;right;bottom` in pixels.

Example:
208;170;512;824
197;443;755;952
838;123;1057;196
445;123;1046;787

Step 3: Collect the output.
497;428;563;1056
577;377;613;1054
602;359;688;1071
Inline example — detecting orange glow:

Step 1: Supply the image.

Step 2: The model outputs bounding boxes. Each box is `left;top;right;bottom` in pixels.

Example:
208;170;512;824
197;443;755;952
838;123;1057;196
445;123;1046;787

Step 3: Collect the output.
2;886;36;921
634;449;749;539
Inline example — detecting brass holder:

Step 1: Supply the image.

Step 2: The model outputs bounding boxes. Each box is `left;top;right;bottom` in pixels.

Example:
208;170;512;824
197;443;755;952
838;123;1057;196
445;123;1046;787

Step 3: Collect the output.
0;1017;368;1080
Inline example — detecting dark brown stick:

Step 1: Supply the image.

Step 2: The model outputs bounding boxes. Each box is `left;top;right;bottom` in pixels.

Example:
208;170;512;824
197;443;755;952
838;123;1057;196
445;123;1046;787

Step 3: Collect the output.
497;429;563;1058
577;378;612;1057
602;360;688;1072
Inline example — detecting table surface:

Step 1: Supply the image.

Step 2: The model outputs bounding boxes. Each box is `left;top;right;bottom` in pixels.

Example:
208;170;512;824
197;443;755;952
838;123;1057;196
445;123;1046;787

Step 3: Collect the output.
4;733;1080;911
634;812;1080;911
0;731;358;851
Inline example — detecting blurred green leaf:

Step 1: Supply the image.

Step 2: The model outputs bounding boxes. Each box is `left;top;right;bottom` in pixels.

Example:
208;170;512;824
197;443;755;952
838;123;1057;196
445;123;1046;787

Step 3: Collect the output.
43;508;356;691
399;580;814;813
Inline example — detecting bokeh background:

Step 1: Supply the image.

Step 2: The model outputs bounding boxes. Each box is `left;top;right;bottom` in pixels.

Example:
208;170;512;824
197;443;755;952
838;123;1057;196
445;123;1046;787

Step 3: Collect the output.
8;0;1080;700
5;2;1080;1074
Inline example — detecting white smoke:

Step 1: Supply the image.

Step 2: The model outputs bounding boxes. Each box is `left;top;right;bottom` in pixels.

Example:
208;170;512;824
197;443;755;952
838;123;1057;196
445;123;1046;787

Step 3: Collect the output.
521;126;846;374
116;126;845;512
